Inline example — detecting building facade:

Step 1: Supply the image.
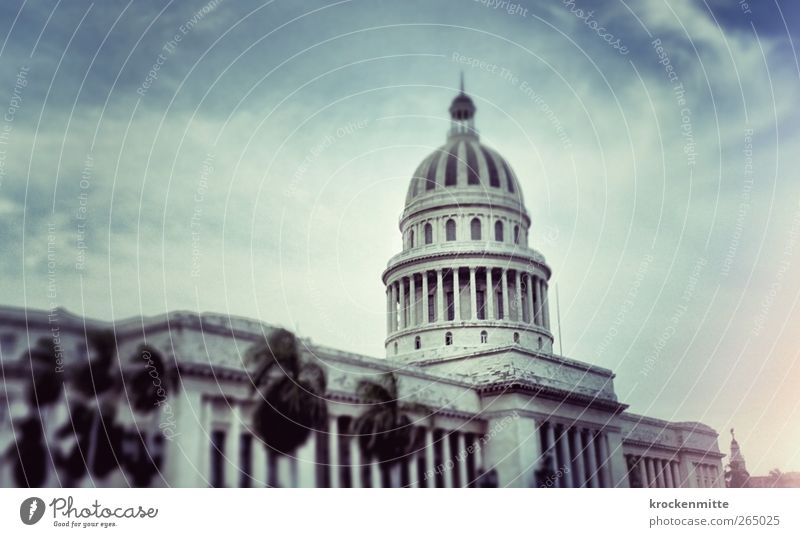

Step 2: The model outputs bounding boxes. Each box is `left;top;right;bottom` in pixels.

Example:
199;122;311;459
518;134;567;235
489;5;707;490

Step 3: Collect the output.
0;87;725;488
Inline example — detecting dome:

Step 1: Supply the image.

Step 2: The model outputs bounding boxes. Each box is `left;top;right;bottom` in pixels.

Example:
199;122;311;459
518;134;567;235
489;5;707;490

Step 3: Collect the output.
405;137;524;205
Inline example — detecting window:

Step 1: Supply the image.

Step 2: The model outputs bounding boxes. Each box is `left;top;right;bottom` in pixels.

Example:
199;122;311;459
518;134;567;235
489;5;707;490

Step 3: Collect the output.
424;223;433;245
513;332;520;343
513;225;520;244
480;331;488;344
495;220;504;242
409;230;414;248
394;342;398;355
538;336;543;350
470;218;481;240
445;332;453;346
446;219;456;241
414;336;421;350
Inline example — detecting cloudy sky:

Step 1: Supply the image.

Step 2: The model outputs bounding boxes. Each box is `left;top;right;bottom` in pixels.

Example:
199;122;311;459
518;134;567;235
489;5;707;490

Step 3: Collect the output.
0;0;798;475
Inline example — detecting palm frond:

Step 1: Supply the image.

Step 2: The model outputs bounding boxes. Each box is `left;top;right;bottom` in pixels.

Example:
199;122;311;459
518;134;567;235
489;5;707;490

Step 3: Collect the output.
297;362;327;395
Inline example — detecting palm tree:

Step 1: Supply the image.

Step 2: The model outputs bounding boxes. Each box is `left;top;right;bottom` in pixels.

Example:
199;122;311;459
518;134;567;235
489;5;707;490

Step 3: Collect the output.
5;337;65;487
121;344;178;486
55;329;124;486
352;372;430;487
247;329;328;487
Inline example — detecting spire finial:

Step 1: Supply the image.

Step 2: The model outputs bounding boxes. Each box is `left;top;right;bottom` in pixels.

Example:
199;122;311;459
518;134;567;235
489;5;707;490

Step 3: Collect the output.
460;71;464;93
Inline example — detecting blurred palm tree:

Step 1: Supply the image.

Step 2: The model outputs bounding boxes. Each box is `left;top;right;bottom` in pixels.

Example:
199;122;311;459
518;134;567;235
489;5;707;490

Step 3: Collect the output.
56;329;124;485
121;344;179;486
247;329;328;487
352;372;430;487
5;338;65;486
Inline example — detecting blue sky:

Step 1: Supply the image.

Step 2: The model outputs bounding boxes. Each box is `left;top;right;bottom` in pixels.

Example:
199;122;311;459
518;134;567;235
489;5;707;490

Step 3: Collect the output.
0;0;798;475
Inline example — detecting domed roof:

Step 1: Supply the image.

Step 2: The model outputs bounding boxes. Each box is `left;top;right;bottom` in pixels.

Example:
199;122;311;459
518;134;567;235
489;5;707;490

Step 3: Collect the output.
405;137;524;205
405;81;525;209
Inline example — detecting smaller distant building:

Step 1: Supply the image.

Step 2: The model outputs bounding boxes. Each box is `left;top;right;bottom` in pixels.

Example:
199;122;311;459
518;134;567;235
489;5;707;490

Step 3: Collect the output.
725;429;799;488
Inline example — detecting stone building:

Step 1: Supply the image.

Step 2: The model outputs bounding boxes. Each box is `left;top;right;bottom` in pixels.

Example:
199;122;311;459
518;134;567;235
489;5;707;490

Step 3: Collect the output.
0;86;725;488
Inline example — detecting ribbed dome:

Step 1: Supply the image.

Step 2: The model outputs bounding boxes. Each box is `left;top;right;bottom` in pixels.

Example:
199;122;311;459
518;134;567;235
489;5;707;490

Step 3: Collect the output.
405;138;524;205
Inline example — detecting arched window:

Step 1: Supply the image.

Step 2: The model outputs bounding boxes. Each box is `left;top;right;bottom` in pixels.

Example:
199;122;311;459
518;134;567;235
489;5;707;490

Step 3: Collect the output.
445;332;453;346
424;223;433;245
414;336;421;350
409;230;415;248
480;330;488;344
513;225;520;244
470;218;481;240
445;219;456;241
494;220;503;242
537;336;543;350
513;332;520;343
394;342;398;354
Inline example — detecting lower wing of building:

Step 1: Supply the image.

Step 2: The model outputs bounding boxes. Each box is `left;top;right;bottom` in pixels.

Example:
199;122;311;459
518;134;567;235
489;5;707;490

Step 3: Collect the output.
0;306;724;488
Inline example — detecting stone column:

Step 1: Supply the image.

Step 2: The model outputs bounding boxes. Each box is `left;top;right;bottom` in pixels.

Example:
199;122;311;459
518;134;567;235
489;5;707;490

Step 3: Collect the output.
655;459;666;488
556;426;572;488
425;428;435;488
398;278;406;330
383;290;391;338
329;417;340;488
469;268;477;320
501;270;509;320
226;404;242;488
514;271;523;322
253;434;267;488
665;460;675;488
486;268;495;320
545;423;556;462
671;461;682;488
526;274;535;325
436;270;444;323
297;432;317;487
453;269;461;321
542;281;551;329
532;276;540;325
637;457;647;488
457;432;468;487
572;428;585;488
584;431;599;488
442;432;454;488
371;460;381;488
350;437;361;488
597;432;614;487
391;281;398;332
409;274;417;327
421;272;429;325
646;458;656;488
408;453;419;488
